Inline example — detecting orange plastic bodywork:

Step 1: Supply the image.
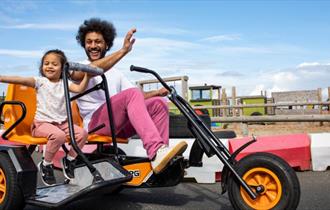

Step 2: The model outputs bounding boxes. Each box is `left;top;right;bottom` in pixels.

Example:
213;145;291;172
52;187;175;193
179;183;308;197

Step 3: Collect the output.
2;84;128;145
123;162;153;186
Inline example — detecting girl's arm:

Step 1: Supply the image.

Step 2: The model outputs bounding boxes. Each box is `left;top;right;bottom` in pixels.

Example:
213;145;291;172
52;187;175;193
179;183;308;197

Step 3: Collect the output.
69;73;90;93
0;75;35;87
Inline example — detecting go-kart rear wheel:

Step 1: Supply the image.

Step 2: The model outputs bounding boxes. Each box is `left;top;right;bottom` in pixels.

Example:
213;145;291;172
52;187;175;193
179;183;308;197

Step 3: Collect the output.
0;152;25;210
227;152;300;210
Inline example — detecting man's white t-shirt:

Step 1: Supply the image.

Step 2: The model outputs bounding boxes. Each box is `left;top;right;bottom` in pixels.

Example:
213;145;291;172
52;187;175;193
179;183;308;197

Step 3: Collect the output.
34;77;68;123
76;60;135;129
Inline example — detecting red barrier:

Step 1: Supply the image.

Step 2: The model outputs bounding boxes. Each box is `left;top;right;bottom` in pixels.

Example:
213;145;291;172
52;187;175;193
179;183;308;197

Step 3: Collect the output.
229;134;311;171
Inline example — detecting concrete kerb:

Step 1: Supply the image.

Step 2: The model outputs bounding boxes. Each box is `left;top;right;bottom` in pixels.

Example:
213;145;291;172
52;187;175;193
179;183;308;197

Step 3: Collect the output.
310;132;330;171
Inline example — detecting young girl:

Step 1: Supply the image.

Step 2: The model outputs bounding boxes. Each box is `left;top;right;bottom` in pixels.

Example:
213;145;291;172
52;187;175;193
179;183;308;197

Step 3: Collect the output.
0;49;89;186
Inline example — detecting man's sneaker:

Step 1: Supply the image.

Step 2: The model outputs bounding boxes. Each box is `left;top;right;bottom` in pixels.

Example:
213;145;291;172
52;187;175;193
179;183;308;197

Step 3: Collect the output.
151;141;188;174
61;157;76;179
38;161;56;186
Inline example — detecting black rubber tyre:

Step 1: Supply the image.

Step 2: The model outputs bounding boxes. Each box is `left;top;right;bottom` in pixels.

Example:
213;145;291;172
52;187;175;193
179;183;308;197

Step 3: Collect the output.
249;112;266;125
169;114;211;138
133;114;212;139
251;111;262;116
227;152;300;210
0;152;25;210
213;130;236;139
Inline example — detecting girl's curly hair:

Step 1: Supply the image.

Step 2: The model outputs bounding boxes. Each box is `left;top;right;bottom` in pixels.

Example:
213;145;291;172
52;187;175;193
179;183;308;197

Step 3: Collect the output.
39;49;67;79
76;18;117;51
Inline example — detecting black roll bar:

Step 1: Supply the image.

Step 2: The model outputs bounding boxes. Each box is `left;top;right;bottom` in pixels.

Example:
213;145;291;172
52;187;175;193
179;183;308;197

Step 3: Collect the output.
62;62;120;183
0;101;26;140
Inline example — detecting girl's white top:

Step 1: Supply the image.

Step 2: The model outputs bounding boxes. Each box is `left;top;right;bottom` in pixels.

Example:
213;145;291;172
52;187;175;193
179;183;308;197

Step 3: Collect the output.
34;77;67;123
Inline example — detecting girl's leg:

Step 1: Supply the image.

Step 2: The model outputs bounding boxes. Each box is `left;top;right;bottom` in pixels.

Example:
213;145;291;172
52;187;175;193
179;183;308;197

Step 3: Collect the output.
59;122;88;158
32;121;66;162
89;88;165;159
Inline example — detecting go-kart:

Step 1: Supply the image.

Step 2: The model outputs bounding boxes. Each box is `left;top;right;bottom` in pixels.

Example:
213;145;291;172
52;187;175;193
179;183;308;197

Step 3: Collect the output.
0;63;300;210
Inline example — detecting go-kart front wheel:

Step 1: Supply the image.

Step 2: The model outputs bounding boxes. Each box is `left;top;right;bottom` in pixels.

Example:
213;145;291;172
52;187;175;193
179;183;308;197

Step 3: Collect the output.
227;152;300;210
0;152;25;210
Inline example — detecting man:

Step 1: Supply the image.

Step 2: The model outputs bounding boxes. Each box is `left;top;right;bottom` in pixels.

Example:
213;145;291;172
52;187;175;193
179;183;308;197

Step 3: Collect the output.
71;18;187;174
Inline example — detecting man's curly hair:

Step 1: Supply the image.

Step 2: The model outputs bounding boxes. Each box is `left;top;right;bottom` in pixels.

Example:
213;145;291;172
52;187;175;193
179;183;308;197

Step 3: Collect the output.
76;18;117;51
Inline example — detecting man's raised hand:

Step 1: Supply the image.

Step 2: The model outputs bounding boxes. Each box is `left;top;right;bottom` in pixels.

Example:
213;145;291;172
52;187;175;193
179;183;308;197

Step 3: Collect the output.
122;28;136;54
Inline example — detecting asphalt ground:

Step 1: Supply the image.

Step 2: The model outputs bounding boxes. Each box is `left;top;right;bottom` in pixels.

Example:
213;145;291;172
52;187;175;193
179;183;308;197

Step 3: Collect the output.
24;154;330;210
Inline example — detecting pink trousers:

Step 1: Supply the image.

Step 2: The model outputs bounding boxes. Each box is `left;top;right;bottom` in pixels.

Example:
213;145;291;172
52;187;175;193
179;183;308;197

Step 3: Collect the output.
88;88;169;159
32;121;87;162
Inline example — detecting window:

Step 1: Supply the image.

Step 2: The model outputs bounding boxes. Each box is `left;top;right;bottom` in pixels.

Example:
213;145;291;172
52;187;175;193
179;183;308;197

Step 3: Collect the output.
192;90;201;100
191;89;211;100
201;90;210;100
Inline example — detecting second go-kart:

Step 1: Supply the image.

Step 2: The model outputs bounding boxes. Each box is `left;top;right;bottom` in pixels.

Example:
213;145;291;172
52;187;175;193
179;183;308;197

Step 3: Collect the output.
0;63;300;210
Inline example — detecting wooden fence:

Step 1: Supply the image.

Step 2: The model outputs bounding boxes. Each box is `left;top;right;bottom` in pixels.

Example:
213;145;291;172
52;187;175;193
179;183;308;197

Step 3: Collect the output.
170;101;330;123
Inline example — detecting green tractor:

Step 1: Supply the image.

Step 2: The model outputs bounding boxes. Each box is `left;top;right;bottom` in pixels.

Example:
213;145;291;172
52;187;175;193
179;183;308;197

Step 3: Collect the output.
240;95;267;116
189;84;221;116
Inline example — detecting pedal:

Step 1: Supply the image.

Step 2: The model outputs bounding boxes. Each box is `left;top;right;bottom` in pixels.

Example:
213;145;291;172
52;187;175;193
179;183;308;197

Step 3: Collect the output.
171;155;183;162
183;158;190;169
159;156;185;174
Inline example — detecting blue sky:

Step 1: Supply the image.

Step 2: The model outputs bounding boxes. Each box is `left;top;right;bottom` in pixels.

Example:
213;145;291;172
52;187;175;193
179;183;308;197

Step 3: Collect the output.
0;0;330;99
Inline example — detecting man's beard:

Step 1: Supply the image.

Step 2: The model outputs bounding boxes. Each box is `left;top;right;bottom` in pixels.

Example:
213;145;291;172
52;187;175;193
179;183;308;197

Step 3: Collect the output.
85;48;107;61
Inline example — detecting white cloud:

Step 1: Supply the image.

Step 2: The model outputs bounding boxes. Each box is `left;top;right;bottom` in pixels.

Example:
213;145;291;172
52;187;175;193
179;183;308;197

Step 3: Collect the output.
268;85;287;94
0;49;43;58
0;11;19;24
248;84;265;96
134;37;200;50
271;71;298;83
245;63;330;100
0;0;38;14
297;62;320;68
201;34;241;42
215;46;272;54
216;71;244;77
0;48;80;59
140;26;189;35
110;36;202;77
186;62;330;100
0;65;36;75
296;63;330;78
0;23;77;30
111;35;329;101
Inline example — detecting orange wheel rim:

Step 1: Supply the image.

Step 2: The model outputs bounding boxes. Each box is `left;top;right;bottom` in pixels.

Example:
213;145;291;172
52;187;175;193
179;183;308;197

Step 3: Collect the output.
0;168;6;204
240;167;282;210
